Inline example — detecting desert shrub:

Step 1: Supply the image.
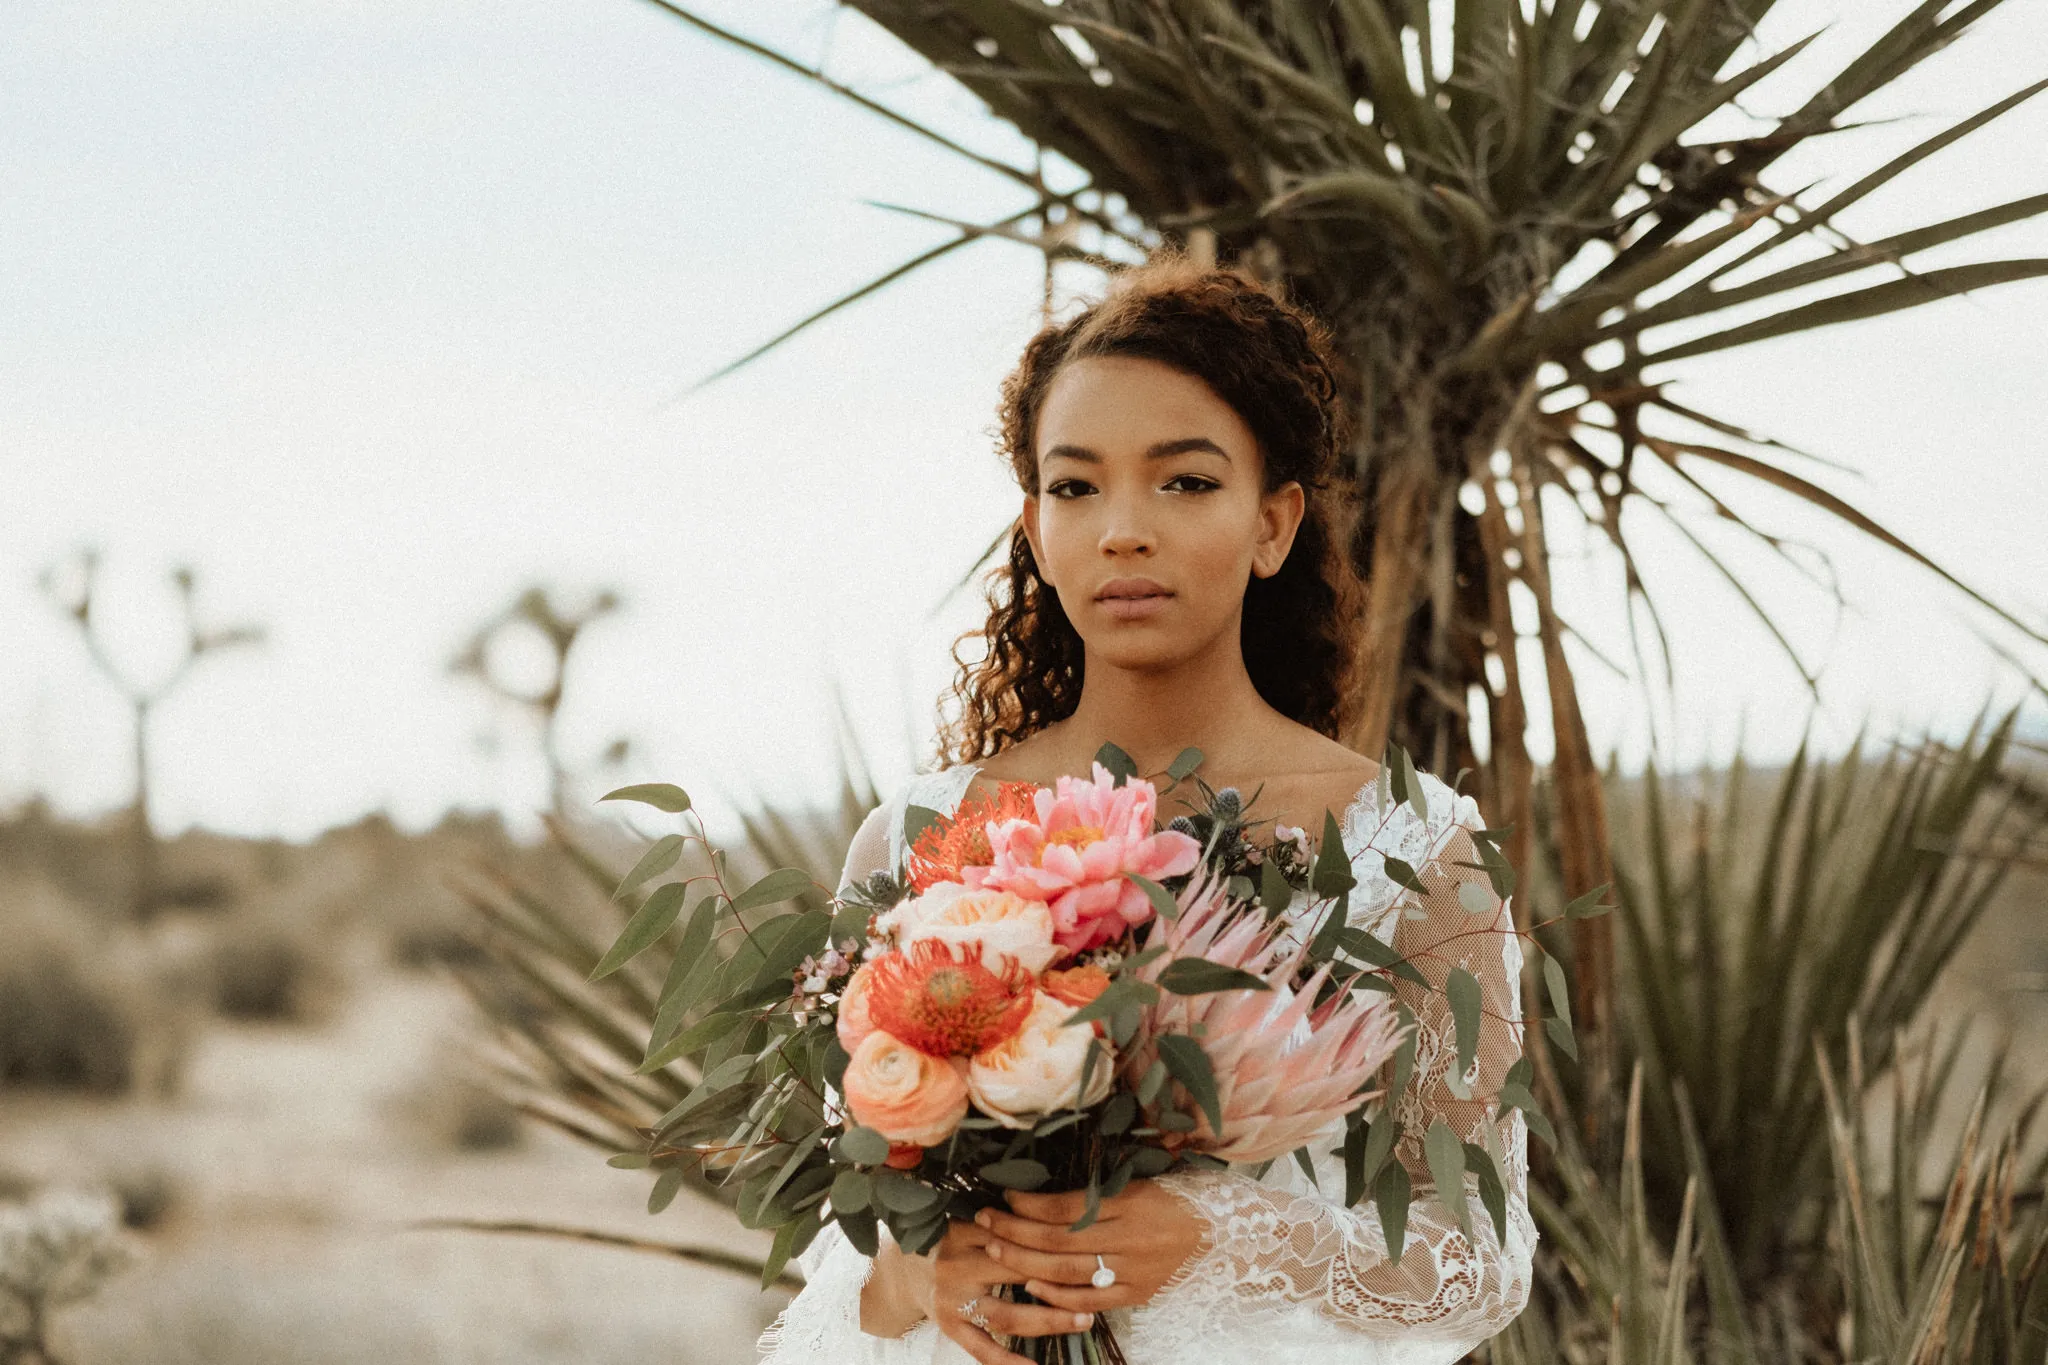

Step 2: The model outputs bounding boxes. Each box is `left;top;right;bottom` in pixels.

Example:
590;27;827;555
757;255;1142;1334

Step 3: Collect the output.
206;907;342;1023
0;881;164;1095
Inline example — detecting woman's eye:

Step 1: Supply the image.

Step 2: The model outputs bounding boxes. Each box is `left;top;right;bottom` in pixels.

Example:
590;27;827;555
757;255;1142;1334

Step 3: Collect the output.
1164;474;1220;493
1046;479;1095;498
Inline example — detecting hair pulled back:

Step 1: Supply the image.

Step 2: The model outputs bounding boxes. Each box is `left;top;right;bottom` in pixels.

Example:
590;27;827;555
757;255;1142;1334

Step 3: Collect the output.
938;249;1360;766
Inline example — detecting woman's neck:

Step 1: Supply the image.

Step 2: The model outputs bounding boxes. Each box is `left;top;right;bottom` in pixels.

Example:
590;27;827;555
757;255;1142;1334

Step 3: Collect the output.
1056;632;1281;779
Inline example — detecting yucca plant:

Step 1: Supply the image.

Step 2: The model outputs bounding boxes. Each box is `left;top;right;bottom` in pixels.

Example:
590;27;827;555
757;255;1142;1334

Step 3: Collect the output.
1581;701;2046;1291
643;0;2048;1095
430;751;880;1278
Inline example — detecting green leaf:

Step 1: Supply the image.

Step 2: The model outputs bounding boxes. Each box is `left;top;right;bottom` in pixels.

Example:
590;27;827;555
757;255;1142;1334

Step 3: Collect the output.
1157;1034;1222;1137
874;1170;941;1214
1128;1146;1174;1178
647;1165;687;1215
1126;873;1180;922
1332;927;1429;987
601;782;691;813
1375;1159;1411;1267
1542;953;1573;1031
1360;1112;1400;1194
1259;860;1294;915
1385;744;1408;807
1463;1140;1509;1245
607;1151;650;1170
838;1208;878;1256
835;1126;890;1167
1390;1004;1418;1095
1061;975;1157;1029
1423;1117;1472;1240
1546;1014;1579;1061
639;1009;749;1073
730;868;814;915
1398;746;1426;823
1157;957;1272;995
1094;742;1137;785
1447;967;1482;1086
1312;809;1356;895
590;882;688;981
1137;1059;1169;1105
902;803;941;849
1563;883;1612;918
979;1158;1052;1190
614;834;684;901
1457;881;1496;916
1166;746;1204;781
829;1166;872;1214
1381;856;1427;894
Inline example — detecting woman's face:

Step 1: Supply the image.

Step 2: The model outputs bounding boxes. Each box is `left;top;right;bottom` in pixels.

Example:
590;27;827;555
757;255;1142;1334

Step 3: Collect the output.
1020;354;1305;674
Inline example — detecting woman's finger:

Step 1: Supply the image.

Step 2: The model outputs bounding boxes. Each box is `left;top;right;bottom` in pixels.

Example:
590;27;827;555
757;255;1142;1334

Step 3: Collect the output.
976;1206;1106;1254
980;1295;1097;1339
937;1316;1033;1365
1021;1279;1137;1314
982;1239;1099;1286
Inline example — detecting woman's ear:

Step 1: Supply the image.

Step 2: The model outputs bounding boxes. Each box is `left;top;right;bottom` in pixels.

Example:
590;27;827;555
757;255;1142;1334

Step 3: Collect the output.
1251;481;1306;578
1020;494;1050;584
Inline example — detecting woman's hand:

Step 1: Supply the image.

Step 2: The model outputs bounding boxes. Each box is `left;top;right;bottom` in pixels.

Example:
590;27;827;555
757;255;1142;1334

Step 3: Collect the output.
860;1219;1098;1365
974;1179;1210;1316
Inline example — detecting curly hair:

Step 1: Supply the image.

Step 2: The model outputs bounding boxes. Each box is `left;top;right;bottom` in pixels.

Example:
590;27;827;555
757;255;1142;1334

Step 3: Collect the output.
937;249;1362;765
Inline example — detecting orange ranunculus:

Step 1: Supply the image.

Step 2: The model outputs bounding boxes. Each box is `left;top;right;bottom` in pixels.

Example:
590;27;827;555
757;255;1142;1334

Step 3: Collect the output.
863;938;1035;1057
842;1030;969;1147
836;960;879;1053
1042;964;1112;1008
966;990;1114;1128
907;781;1042;891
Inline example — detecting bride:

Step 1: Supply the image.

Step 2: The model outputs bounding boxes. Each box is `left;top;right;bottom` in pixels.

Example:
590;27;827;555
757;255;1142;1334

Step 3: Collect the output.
758;252;1537;1364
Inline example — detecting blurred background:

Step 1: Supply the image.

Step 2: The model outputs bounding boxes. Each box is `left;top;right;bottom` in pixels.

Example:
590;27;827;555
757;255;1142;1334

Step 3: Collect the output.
3;0;2046;1361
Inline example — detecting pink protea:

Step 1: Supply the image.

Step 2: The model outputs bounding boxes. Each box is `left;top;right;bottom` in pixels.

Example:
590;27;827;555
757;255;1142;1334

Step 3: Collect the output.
1125;875;1410;1164
972;763;1201;955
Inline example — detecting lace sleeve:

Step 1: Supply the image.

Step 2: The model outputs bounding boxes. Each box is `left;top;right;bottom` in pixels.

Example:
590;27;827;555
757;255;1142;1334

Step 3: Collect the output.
1148;784;1537;1346
758;789;944;1362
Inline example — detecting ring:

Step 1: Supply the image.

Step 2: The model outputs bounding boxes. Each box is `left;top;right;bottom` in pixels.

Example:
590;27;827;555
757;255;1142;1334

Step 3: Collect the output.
1091;1253;1117;1289
958;1296;990;1330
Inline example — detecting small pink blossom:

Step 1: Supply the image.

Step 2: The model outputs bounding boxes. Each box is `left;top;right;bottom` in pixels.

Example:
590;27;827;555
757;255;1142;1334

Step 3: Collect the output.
972;763;1200;955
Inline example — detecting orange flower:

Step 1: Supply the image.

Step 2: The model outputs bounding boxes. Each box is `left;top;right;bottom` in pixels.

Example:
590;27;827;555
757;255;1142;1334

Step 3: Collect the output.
842;1031;970;1146
863;939;1035;1057
1043;964;1112;1009
908;780;1041;892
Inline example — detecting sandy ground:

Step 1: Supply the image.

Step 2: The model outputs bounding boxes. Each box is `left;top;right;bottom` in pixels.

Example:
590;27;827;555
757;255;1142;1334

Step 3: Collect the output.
0;966;791;1365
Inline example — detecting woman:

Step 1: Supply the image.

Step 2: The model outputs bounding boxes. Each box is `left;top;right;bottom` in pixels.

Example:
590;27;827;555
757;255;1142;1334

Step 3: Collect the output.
758;252;1536;1364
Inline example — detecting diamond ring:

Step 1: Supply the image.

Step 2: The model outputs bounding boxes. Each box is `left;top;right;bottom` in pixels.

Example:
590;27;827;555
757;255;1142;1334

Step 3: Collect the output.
958;1296;991;1329
1091;1254;1118;1289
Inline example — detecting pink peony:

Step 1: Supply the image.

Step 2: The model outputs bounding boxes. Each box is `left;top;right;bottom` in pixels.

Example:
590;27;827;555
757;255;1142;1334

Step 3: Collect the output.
973;764;1201;955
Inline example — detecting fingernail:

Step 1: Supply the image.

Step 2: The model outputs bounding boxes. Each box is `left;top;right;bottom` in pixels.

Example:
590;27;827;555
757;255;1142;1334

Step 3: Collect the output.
1073;1313;1093;1328
974;1209;991;1228
987;1242;1003;1261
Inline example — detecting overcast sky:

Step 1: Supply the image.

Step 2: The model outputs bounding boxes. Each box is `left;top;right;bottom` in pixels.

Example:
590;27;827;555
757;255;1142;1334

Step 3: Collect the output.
4;0;2045;842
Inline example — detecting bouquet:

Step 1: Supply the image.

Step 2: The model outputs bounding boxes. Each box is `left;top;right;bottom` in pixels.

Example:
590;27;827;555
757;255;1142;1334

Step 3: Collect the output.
592;743;1551;1365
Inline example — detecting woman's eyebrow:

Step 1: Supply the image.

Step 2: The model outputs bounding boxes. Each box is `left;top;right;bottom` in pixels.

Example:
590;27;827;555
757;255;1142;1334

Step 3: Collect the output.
1043;437;1231;463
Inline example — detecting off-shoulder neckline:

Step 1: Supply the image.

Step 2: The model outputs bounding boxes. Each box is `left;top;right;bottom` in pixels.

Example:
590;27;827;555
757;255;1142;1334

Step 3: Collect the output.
936;762;1402;850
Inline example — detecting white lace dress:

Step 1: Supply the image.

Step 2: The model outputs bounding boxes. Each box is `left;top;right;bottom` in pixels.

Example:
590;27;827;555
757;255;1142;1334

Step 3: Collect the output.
758;764;1538;1364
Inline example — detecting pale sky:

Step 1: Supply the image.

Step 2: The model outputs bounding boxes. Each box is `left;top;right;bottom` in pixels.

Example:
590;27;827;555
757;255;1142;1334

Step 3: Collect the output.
4;0;2045;842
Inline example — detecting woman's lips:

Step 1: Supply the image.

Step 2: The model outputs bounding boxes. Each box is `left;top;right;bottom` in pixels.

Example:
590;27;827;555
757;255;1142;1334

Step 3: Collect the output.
1094;578;1174;621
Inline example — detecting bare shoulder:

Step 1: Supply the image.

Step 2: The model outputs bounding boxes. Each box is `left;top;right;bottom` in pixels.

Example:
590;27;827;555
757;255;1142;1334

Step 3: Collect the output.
1207;725;1381;837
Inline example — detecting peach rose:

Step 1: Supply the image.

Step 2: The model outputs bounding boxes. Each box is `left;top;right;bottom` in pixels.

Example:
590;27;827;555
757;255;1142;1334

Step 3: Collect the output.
836;960;879;1053
842;1030;969;1146
966;991;1113;1128
878;882;1060;976
1043;965;1112;1009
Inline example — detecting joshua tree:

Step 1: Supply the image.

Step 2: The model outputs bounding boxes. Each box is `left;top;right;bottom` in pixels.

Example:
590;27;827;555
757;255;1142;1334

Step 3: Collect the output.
39;550;265;918
451;584;630;821
639;0;2048;1117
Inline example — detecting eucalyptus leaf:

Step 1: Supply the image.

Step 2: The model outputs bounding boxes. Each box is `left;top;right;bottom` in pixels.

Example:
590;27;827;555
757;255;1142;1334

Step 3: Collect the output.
1423;1116;1472;1240
590;881;688;981
614;834;685;901
1446;966;1482;1085
1375;1160;1411;1268
1094;741;1137;784
1166;746;1204;780
979;1158;1052;1190
730;868;814;915
1157;1034;1222;1136
601;783;691;813
1127;873;1180;922
1157;957;1272;995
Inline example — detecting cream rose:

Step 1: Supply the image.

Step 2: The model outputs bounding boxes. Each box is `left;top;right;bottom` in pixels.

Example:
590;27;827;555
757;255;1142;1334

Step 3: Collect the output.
841;1030;969;1146
966;990;1113;1128
836;960;878;1052
882;882;1059;976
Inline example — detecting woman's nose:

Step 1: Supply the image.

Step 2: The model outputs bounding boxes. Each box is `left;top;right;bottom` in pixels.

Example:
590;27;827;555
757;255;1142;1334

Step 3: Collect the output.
1098;502;1155;557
